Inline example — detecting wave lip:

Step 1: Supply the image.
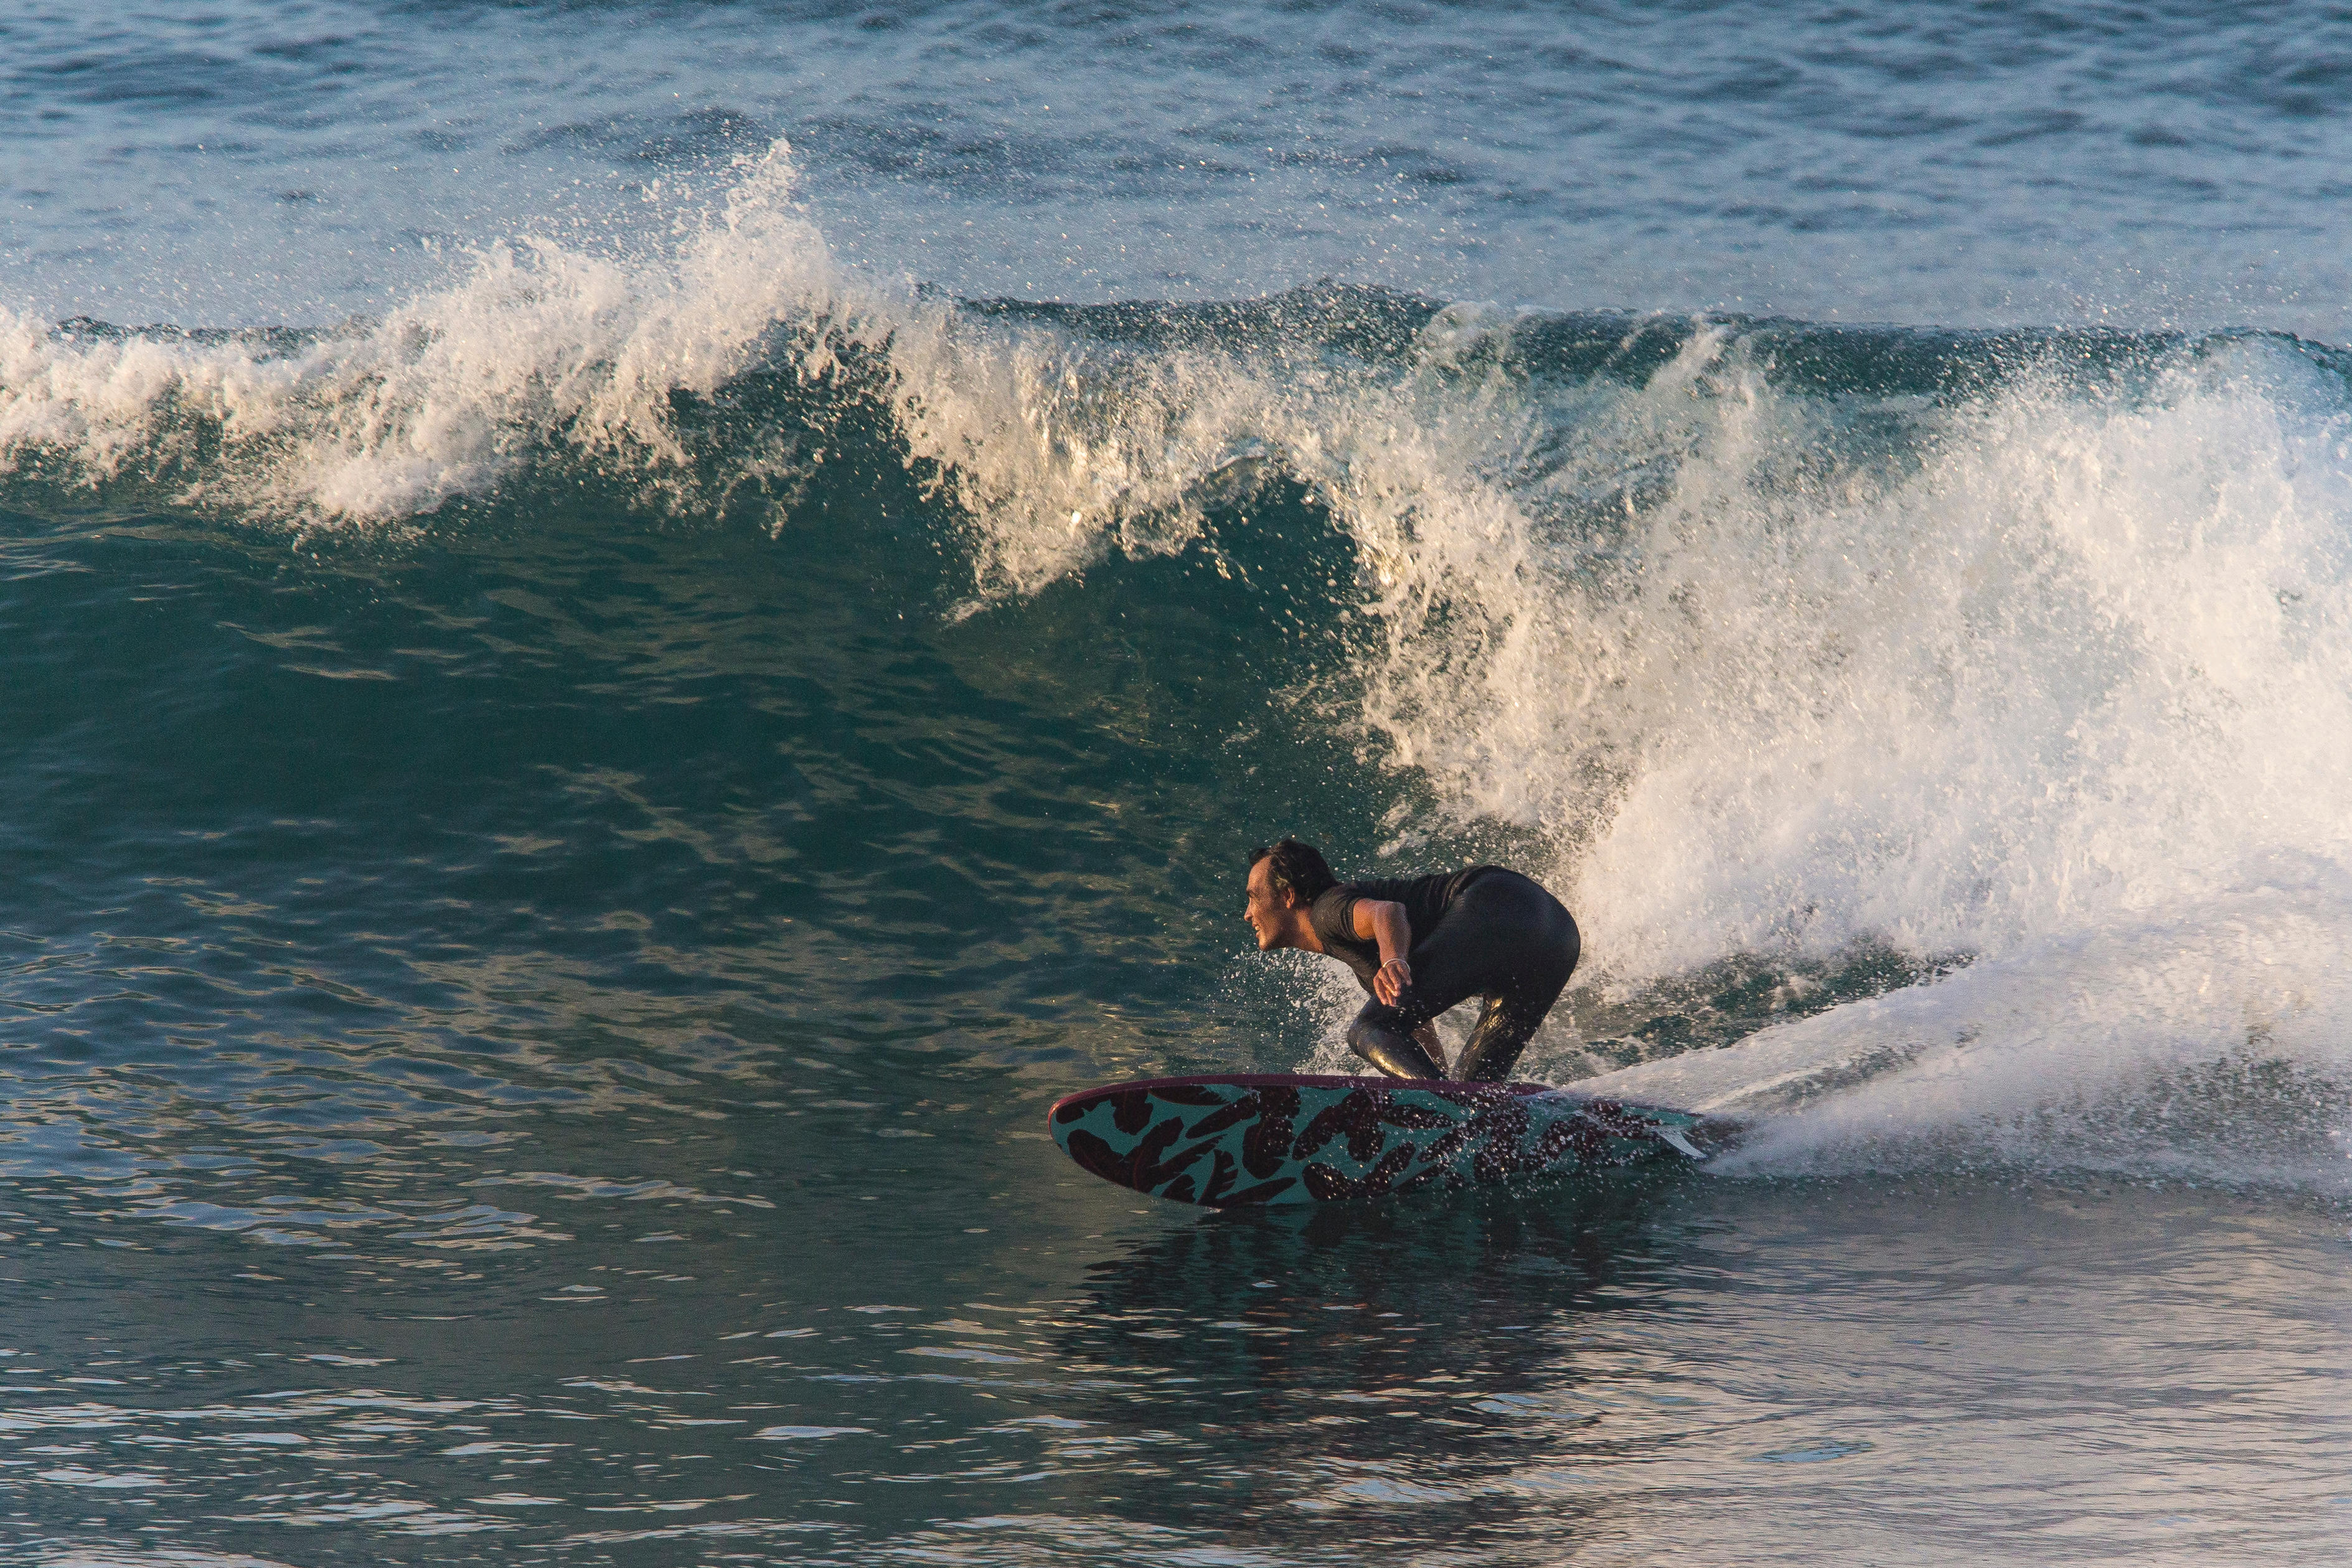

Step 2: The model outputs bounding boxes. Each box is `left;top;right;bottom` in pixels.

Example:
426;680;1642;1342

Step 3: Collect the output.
0;143;874;524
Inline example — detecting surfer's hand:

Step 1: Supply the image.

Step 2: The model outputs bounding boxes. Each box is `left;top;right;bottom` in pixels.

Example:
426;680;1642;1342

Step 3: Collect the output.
1375;957;1412;1006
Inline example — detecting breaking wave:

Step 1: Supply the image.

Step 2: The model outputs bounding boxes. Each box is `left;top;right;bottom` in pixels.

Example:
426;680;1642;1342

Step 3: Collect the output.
5;140;2350;1189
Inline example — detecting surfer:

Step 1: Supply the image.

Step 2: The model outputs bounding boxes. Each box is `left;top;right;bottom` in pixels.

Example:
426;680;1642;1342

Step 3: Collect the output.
1243;838;1581;1083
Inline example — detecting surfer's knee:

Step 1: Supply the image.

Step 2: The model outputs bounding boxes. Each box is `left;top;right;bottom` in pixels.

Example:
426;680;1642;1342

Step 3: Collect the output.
1346;1008;1442;1079
1343;1012;1391;1065
1345;1006;1410;1058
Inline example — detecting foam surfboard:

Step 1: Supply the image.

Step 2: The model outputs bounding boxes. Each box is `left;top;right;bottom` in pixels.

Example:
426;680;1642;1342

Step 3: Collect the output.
1048;1073;1719;1207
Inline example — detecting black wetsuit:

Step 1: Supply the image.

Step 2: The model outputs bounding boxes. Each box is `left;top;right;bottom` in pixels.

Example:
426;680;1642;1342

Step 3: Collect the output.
1309;866;1581;1082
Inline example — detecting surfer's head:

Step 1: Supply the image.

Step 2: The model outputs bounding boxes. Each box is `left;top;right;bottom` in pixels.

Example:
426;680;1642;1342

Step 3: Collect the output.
1244;838;1335;950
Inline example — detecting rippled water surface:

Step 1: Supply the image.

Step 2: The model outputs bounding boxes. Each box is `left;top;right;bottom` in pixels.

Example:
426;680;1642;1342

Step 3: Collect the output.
7;1157;2350;1563
10;0;2352;328
5;2;2352;1564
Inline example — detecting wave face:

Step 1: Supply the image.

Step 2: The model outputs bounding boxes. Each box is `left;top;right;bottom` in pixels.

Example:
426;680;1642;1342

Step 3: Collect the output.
4;148;2351;1196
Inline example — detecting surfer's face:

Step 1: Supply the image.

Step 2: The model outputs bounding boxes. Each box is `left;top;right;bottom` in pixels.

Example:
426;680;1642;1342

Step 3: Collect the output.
1244;860;1300;950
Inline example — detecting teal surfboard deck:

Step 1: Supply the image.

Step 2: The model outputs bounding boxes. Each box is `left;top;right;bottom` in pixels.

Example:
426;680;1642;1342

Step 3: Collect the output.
1048;1073;1716;1208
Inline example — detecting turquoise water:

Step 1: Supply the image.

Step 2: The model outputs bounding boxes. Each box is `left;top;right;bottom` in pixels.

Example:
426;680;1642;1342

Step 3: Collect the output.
4;4;2352;1563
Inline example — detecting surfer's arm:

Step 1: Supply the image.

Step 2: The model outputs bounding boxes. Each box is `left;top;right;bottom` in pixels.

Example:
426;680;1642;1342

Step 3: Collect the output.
1351;899;1414;1006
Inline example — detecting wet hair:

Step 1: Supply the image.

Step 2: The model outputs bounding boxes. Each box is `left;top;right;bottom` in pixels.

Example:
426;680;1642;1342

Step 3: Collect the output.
1248;838;1337;904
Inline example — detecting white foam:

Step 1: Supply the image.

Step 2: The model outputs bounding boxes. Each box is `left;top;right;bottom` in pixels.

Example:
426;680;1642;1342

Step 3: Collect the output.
1579;871;2352;1188
0;144;877;523
1360;334;2352;1182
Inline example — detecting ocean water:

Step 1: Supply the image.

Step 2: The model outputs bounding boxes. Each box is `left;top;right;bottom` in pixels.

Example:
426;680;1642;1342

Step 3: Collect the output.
4;2;2352;1564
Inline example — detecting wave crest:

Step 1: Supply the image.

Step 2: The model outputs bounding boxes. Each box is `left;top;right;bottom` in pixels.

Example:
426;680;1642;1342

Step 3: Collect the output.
0;143;875;522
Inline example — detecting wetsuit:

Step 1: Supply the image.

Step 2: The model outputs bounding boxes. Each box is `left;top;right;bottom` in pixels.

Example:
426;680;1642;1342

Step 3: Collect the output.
1309;866;1581;1082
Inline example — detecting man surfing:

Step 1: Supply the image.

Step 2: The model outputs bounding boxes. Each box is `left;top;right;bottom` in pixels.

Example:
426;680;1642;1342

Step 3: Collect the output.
1243;838;1581;1082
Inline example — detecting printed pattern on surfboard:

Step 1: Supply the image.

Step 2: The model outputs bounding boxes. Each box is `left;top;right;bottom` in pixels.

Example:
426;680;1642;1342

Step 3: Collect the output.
1047;1073;1708;1207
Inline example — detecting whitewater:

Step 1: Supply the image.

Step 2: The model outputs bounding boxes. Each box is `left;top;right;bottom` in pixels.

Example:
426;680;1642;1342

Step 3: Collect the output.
1;2;2349;1564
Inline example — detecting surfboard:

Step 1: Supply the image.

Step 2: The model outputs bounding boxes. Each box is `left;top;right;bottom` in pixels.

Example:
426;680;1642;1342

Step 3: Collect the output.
1047;1073;1718;1208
